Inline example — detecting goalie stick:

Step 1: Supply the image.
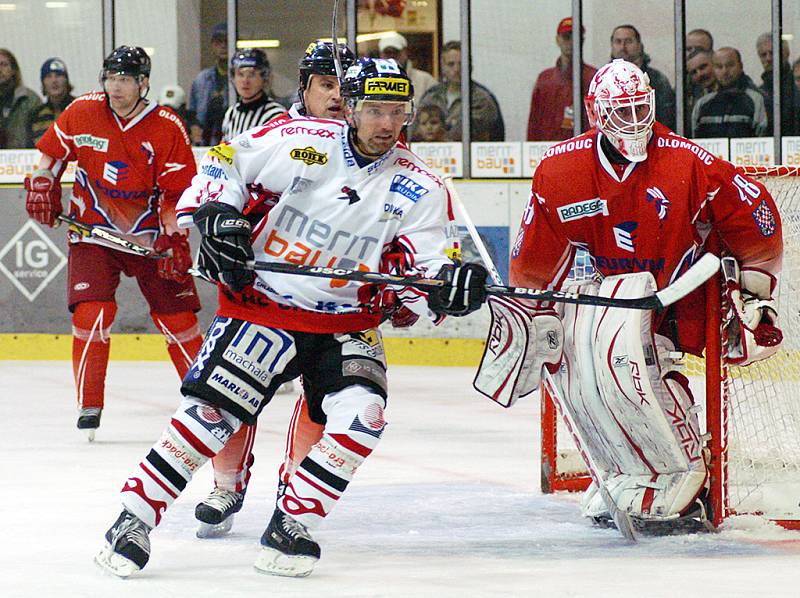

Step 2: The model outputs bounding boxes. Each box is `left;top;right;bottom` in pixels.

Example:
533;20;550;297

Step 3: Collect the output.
57;215;164;258
449;178;637;542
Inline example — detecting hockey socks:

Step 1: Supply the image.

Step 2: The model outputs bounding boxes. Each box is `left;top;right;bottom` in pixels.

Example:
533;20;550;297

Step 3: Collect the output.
72;301;116;409
151;311;203;379
120;396;240;528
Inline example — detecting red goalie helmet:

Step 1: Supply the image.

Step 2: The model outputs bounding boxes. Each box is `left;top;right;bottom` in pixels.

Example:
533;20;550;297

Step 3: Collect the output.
585;59;655;162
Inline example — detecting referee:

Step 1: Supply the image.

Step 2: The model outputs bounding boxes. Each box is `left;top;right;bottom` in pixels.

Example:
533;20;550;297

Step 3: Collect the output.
222;48;286;141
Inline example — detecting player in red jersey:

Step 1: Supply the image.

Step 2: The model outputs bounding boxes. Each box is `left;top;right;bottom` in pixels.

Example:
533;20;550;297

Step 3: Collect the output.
489;59;783;533
24;46;203;439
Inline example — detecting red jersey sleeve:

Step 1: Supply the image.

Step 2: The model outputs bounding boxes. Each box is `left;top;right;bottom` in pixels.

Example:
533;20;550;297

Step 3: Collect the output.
700;158;783;275
509;164;576;290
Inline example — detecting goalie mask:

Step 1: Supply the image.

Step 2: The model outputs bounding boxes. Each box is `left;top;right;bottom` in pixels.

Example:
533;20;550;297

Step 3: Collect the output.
585;59;655;162
340;58;415;127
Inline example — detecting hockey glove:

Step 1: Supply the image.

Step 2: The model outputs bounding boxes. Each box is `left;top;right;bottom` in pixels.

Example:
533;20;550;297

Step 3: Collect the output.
722;257;782;366
428;262;488;317
153;231;193;283
192;202;255;292
24;168;62;227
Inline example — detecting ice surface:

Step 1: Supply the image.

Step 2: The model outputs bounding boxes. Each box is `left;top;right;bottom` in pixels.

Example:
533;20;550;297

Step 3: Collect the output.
2;362;799;598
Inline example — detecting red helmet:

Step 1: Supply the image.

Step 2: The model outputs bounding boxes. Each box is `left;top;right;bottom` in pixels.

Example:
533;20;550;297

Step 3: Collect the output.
585;59;655;162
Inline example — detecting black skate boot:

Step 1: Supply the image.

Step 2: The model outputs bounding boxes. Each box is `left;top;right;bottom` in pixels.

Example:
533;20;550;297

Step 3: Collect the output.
195;487;244;538
77;407;102;442
94;509;151;578
254;508;321;577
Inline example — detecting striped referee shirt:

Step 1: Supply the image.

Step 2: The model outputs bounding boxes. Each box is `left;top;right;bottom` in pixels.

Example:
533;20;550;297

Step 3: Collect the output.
221;93;287;141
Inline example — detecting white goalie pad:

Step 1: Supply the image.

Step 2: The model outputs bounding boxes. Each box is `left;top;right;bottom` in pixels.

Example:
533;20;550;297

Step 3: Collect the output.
473;296;563;407
552;272;707;521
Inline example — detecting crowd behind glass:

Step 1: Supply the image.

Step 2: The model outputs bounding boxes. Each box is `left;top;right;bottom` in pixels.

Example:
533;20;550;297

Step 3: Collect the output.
2;18;799;150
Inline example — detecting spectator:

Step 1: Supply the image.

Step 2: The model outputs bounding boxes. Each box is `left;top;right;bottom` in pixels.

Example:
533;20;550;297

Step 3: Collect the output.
417;40;504;141
27;58;75;147
692;47;767;138
221;49;286;141
379;32;437;100
159;84;194;132
686;28;714;55
412;104;447;141
686;49;716;136
0;48;42;148
189;23;229;146
756;32;798;136
610;24;676;129
793;57;800;95
526;17;596;141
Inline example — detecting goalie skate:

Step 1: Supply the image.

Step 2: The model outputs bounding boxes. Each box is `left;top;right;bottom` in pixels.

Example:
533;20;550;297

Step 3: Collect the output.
94;509;151;578
254;509;320;578
195;488;243;538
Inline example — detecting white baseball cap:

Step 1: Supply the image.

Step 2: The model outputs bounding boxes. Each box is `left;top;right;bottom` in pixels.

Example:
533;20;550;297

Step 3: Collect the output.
379;32;407;53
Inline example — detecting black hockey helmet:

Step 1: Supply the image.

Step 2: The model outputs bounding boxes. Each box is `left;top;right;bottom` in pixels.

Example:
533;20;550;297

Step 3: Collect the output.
298;40;356;92
340;57;414;104
230;48;270;78
101;46;151;80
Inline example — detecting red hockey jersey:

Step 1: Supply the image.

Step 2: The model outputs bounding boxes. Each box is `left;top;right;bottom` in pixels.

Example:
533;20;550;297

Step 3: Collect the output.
37;92;196;249
510;123;783;355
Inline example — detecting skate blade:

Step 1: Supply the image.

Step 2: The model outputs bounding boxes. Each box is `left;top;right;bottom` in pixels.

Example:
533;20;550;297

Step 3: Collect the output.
85;429;96;442
94;543;140;578
254;546;317;578
196;515;234;538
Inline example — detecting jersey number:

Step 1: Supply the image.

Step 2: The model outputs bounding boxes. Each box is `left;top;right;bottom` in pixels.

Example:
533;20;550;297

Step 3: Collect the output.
732;174;760;206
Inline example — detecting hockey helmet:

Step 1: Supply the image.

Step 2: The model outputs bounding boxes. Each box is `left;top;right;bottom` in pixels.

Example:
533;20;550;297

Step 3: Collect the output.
299;40;355;91
340;57;415;125
101;46;151;81
585;59;655;162
230;48;270;78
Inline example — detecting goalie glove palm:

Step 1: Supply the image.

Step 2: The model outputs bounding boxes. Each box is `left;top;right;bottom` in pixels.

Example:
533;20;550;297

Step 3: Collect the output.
193;202;255;292
428;262;488;317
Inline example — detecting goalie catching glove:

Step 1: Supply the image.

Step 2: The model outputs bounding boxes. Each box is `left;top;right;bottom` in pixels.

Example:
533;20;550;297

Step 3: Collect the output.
24;168;63;227
192;202;255;292
722;256;782;366
427;262;489;316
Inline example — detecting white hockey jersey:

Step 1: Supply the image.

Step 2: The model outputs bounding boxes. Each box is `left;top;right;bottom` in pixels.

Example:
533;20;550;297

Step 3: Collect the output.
177;116;458;333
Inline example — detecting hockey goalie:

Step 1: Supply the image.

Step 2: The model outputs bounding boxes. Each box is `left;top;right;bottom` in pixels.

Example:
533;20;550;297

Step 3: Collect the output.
475;59;783;533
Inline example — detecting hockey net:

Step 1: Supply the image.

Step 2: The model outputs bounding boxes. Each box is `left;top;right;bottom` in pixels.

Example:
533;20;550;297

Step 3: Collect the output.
540;165;800;529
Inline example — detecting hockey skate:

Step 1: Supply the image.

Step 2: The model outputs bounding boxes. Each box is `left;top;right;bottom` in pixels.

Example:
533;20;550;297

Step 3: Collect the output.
254;508;320;578
95;509;151;578
195;487;244;538
77;407;102;442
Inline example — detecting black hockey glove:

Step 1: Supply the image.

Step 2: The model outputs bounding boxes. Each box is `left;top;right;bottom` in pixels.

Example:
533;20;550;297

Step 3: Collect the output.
427;262;488;317
193;202;255;292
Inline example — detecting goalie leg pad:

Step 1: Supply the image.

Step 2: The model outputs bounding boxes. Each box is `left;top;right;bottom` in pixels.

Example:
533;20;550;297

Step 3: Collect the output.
473;296;563;407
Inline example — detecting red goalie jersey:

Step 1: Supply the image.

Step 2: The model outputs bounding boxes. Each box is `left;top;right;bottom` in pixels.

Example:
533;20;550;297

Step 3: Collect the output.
510;122;783;355
36;92;196;249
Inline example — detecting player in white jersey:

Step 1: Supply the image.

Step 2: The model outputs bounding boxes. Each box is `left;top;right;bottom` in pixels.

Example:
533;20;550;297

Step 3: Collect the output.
193;40;358;539
95;57;488;579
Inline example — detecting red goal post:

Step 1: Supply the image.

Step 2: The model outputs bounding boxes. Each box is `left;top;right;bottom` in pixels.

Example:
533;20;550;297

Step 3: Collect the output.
540;165;800;530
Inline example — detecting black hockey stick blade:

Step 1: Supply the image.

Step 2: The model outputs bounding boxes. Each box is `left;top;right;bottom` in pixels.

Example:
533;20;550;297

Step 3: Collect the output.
57;214;163;258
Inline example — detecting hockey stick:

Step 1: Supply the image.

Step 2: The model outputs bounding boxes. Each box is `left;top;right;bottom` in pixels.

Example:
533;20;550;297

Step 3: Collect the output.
449;177;637;542
247;253;719;311
57;214;163;258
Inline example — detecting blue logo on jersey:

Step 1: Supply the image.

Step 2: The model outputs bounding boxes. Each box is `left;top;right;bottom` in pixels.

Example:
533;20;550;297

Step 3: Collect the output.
613;221;638;253
102;160;129;185
645;187;671;220
390;174;428;202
